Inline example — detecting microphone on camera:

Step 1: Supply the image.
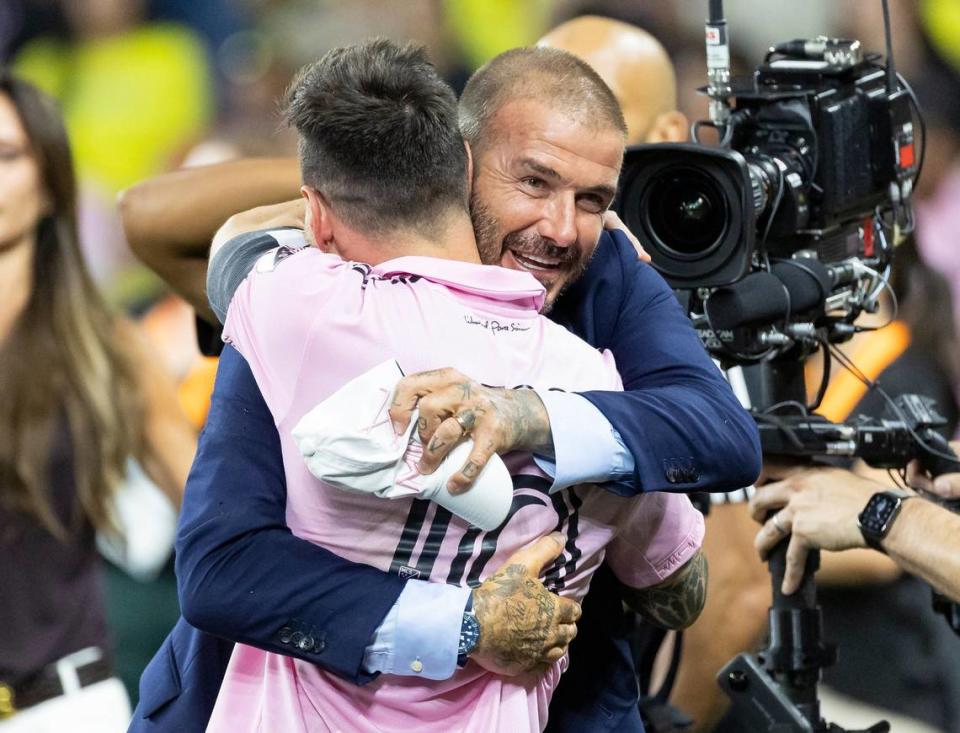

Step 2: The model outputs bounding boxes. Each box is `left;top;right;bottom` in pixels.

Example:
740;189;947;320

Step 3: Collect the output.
770;258;833;312
705;271;789;330
705;258;833;330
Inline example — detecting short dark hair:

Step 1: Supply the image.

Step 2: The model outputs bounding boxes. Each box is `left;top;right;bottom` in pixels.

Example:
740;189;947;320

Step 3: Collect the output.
284;39;468;236
459;46;626;154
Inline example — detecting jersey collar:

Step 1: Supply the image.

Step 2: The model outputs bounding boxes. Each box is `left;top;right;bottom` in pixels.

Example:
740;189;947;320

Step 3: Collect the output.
370;256;546;313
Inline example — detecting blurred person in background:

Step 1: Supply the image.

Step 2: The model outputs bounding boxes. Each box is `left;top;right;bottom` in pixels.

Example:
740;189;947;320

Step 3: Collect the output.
11;0;216;700
13;0;212;292
0;73;194;732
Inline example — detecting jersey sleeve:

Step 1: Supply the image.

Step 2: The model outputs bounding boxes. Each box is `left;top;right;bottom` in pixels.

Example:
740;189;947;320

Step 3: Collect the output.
208;227;306;324
220;232;341;421
603;493;705;589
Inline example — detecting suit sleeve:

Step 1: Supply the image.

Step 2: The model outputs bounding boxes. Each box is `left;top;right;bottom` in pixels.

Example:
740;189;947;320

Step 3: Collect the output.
175;344;405;685
577;231;761;495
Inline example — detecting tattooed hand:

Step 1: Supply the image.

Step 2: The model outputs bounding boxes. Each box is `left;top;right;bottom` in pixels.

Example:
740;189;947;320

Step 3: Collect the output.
388;367;553;494
621;550;708;630
470;533;581;676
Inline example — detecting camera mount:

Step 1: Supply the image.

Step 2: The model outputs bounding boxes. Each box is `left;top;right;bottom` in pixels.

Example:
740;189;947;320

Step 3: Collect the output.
718;360;888;733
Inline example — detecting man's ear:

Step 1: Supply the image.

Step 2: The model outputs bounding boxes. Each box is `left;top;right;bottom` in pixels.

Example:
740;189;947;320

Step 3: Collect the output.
301;185;335;252
646;110;690;143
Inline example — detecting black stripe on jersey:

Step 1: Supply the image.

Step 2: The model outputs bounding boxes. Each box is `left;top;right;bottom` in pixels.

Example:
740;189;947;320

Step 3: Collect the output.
389;499;431;575
557;488;584;588
512;474;552;491
542;492;572;589
541;488;583;591
414;506;453;578
445;526;484;586
464;494;548;588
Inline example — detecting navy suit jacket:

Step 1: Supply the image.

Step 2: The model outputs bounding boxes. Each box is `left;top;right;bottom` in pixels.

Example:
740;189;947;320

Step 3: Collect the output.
130;230;759;732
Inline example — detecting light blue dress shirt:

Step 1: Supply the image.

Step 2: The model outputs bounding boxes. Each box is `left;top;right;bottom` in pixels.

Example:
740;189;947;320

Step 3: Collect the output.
362;390;634;679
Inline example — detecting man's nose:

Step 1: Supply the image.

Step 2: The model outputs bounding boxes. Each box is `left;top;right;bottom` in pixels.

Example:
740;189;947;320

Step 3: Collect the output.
538;194;578;248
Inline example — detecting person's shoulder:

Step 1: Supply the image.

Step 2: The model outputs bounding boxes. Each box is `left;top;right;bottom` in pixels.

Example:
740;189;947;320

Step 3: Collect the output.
214;227;317;284
594;230;664;284
217;226;306;259
536;315;623;390
594;229;675;305
211;228;331;324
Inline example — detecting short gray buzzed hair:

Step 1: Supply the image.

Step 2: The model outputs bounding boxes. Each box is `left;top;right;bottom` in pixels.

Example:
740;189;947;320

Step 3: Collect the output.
459;46;627;153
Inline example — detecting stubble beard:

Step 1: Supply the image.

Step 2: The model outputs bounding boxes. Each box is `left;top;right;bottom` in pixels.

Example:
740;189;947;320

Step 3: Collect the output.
469;189;503;267
468;189;593;314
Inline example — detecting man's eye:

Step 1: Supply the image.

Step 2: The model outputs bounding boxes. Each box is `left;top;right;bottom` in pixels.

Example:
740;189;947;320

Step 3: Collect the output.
522;177;546;190
578;195;605;214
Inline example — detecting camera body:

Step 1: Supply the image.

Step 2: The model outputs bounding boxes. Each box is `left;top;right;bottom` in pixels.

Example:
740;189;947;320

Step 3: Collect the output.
616;39;919;361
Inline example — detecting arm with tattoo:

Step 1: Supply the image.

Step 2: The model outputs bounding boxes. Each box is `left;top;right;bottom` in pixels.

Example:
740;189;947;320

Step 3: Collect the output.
468;533;581;675
621;551;708;630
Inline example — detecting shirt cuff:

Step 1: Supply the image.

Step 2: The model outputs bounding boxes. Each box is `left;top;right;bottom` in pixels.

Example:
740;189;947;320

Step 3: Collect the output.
362;580;471;680
532;390;635;491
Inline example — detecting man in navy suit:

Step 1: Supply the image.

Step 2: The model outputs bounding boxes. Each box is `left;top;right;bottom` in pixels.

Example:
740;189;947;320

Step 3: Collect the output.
122;45;760;733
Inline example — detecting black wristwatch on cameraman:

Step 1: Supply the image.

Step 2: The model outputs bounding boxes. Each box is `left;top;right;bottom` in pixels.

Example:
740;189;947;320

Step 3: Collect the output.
858;489;914;552
457;592;481;667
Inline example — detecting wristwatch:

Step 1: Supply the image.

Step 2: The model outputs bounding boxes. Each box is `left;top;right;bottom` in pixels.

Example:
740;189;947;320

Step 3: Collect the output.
858;489;913;552
457;592;481;667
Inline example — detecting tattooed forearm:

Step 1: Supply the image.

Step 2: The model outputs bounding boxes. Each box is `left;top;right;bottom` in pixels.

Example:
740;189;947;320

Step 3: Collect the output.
622;551;708;630
498;389;552;455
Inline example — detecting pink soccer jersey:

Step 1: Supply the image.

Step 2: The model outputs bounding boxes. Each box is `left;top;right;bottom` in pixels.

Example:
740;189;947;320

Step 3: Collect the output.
208;234;704;733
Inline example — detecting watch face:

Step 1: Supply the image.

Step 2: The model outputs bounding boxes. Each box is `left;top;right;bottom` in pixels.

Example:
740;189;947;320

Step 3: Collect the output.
459;613;481;657
860;492;902;537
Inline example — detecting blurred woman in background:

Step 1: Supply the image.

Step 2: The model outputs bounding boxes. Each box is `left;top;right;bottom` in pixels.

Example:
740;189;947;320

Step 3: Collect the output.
0;72;193;732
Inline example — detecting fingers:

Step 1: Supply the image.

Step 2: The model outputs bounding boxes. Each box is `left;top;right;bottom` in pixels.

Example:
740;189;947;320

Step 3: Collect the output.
419;411;468;474
502;532;566;575
388;367;466;434
602;210;651;262
554;597;582;624
749;481;794;522
541;646;567;665
447;436;499;494
905;459;926;490
278;198;306;228
754;509;792;559
782;534;810;595
931;474;960;499
906;460;960;498
544;622;578;651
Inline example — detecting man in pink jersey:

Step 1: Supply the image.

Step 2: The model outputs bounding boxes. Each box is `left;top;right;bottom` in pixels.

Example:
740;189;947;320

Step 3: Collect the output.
203;40;703;733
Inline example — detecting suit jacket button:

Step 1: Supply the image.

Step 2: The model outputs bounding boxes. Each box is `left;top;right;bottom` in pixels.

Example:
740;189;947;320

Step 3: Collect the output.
314;637;326;653
279;627;293;644
298;635;314;651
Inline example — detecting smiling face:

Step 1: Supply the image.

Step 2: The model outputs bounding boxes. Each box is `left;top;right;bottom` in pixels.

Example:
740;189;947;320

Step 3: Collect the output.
0;92;46;253
469;98;623;311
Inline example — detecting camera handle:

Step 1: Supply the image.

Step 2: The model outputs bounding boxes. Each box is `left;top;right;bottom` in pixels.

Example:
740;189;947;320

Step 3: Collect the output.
718;543;889;733
718;360;890;733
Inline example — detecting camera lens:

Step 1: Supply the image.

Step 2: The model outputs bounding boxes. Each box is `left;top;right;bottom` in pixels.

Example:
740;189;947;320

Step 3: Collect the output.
645;168;728;257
